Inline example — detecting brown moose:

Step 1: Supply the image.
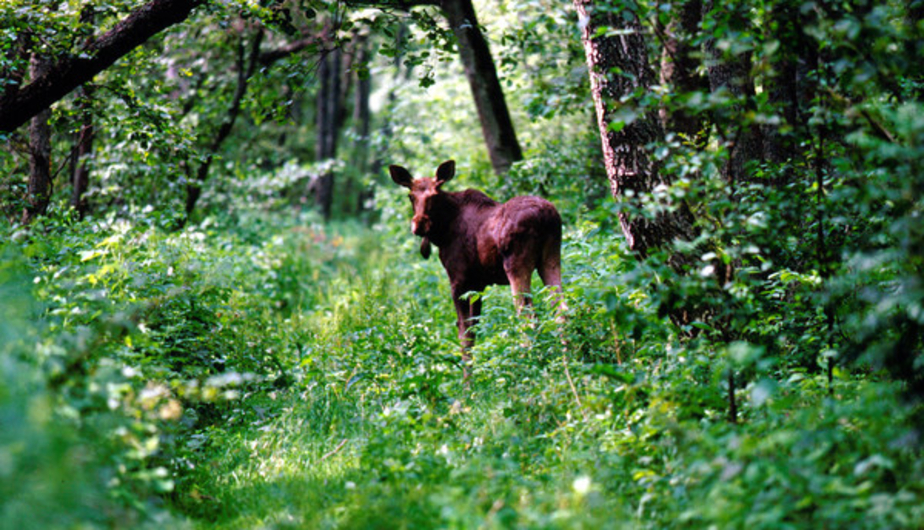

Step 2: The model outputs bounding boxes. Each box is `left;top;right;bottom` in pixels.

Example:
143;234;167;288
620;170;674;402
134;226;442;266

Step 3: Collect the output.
390;160;564;377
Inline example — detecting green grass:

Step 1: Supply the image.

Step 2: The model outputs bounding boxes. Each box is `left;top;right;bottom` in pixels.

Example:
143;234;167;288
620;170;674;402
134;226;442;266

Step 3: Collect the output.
166;223;923;529
3;212;922;529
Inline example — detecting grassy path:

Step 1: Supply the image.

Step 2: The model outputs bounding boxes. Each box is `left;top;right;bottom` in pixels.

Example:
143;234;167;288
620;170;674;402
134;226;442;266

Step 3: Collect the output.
164;224;923;529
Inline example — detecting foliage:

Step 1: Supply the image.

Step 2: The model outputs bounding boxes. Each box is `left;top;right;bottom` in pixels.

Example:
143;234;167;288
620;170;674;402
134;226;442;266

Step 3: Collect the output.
1;0;923;528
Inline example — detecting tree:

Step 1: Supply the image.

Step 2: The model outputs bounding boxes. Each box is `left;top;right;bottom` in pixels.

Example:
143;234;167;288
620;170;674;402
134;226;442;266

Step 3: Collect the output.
22;54;52;224
70;84;95;218
573;0;699;269
70;7;98;218
657;0;705;140
0;0;204;134
439;0;523;174
702;0;763;185
347;0;523;175
314;46;343;220
183;26;264;222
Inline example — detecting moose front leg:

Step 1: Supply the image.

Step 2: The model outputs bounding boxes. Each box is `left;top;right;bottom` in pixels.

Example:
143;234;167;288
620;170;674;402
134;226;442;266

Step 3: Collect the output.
452;289;482;381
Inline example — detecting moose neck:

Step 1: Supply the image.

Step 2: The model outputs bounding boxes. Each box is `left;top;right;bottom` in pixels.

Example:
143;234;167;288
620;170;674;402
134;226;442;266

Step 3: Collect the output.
424;192;463;248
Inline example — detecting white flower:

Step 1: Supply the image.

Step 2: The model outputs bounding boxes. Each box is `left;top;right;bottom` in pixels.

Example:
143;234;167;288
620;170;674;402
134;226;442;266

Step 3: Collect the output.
572;475;592;496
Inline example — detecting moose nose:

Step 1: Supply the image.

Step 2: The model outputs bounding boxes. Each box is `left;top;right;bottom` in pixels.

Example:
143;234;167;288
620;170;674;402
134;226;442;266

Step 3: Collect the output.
412;216;430;236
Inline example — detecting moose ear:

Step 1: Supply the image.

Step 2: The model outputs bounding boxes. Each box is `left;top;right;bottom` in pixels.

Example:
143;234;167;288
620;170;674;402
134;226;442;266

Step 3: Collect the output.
435;160;455;186
389;165;414;188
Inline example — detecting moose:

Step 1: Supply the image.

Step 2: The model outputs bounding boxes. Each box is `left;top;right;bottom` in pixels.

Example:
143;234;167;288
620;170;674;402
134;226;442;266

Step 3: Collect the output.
390;160;563;377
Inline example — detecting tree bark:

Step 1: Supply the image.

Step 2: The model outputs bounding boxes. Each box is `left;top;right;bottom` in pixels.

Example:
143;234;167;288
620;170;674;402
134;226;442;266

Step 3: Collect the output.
907;0;924;101
71;84;94;218
351;35;373;215
703;0;763;185
0;0;203;133
341;0;522;175
314;47;343;220
21;54;53;224
762;1;799;169
70;7;97;218
658;0;706;140
440;0;523;175
574;0;697;264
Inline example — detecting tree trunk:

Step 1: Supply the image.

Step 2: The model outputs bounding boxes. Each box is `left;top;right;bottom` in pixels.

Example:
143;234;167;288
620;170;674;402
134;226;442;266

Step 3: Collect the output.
342;0;522;175
574;0;697;264
658;0;706;140
71;84;94;218
703;0;763;185
351;35;373;215
762;1;798;168
315;47;343;220
70;7;97;218
907;0;924;101
0;0;203;133
22;54;53;225
440;0;522;175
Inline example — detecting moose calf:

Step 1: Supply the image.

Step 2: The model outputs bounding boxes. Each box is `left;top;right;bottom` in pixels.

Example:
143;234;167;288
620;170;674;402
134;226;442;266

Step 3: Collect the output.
390;160;563;377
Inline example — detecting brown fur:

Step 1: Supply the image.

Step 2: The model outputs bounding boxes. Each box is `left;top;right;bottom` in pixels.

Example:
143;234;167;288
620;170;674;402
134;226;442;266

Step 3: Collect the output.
390;160;564;378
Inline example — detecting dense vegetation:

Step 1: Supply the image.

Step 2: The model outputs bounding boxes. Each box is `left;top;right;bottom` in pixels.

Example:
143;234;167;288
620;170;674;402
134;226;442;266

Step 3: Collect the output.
2;0;922;528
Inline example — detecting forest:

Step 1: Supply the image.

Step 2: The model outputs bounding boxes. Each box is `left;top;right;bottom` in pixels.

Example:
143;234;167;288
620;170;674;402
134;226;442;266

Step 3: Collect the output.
1;0;923;527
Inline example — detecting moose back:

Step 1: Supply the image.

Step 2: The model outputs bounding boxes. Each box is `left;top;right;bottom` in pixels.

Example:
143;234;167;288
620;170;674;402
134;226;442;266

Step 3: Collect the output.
390;160;563;374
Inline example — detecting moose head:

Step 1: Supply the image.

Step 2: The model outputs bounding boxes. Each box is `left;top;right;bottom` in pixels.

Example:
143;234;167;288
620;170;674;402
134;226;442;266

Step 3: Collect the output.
389;159;457;259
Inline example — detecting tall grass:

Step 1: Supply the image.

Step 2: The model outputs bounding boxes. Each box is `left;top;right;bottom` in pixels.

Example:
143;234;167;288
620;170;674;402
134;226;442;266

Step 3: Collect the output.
2;203;921;529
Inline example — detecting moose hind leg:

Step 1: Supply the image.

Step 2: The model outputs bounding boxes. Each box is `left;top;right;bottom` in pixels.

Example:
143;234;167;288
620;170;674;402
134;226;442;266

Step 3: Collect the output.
504;257;533;314
538;238;567;315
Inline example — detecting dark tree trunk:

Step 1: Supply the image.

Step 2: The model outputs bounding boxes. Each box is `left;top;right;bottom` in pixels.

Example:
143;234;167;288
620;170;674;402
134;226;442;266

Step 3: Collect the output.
440;0;522;175
342;0;521;175
659;0;706;140
351;35;373;215
703;0;763;185
314;47;343;221
761;0;809;178
352;38;372;152
0;0;203;133
573;0;697;264
22;55;53;225
69;6;97;218
71;84;94;218
906;0;923;101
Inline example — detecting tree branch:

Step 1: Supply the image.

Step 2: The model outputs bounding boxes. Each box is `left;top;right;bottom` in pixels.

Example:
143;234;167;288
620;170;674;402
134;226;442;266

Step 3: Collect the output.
184;28;264;218
341;0;437;9
258;36;325;66
0;0;203;133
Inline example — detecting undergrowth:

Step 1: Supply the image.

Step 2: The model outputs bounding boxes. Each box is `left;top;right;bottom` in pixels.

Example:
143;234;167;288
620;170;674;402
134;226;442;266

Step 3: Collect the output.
2;203;922;529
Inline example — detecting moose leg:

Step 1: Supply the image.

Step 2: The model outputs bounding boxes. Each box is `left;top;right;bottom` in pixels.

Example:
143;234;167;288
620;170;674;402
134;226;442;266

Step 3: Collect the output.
454;296;475;353
453;290;482;381
538;238;567;315
503;258;533;314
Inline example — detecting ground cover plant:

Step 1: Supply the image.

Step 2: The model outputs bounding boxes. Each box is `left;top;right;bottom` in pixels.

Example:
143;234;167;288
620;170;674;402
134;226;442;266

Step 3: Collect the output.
2;0;923;528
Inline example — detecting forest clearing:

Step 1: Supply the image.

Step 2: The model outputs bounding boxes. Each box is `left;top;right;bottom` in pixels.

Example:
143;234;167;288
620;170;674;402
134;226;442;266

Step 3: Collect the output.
2;0;923;528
